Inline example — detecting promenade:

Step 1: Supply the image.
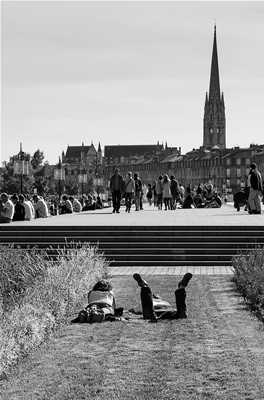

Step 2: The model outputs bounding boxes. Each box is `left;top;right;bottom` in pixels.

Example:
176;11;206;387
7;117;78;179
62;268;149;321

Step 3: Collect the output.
8;203;264;227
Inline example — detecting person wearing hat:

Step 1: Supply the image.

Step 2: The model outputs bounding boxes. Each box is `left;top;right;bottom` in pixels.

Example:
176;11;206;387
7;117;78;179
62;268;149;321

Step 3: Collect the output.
0;193;14;223
247;162;263;214
132;272;193;322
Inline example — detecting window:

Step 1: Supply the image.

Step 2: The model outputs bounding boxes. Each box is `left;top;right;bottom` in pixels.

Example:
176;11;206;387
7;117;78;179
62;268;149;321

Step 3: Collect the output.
226;158;231;166
226;168;230;177
236;168;241;177
236;158;241;166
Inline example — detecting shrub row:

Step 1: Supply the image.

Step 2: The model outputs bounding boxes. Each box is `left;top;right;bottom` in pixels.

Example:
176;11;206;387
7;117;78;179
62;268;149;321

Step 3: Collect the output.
232;246;264;321
0;244;109;376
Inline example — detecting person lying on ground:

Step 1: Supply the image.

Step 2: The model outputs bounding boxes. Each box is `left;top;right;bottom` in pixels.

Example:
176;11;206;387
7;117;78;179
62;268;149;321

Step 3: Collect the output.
131;272;193;322
71;279;123;323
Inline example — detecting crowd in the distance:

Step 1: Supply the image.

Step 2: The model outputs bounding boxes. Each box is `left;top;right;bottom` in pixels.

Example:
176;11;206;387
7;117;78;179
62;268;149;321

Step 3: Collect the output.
0;192;105;223
110;168;223;214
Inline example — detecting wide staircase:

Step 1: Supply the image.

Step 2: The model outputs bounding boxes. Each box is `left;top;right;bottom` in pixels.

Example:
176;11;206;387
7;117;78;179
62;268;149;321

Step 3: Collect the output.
0;225;264;266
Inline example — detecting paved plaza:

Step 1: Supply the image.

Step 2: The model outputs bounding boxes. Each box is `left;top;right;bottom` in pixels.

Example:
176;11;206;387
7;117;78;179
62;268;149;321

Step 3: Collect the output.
8;203;264;227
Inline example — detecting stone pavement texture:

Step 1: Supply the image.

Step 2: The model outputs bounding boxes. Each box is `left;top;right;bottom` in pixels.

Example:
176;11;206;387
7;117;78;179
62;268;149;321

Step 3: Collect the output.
8;203;264;227
110;266;233;276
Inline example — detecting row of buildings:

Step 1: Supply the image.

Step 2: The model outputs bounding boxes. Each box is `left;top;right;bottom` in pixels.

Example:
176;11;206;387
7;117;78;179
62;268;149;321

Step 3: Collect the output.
60;26;264;195
1;26;264;196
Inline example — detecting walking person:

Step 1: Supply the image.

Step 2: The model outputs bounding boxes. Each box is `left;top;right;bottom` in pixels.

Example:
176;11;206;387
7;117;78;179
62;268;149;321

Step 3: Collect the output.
156;175;163;210
152;181;158;207
124;172;135;213
248;163;263;214
146;184;153;206
110;168;124;213
134;173;143;211
162;174;172;210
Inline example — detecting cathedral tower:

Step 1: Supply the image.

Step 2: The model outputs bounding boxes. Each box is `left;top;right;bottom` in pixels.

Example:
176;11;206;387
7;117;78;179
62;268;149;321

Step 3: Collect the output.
203;26;226;149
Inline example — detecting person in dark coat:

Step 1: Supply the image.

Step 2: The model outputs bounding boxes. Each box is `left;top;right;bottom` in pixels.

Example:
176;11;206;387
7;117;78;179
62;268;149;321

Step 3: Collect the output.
12;194;25;221
110;168;124;213
248;163;263;214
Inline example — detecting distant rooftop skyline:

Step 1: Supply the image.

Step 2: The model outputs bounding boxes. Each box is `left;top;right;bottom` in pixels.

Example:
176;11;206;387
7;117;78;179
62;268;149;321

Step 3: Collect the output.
2;1;264;163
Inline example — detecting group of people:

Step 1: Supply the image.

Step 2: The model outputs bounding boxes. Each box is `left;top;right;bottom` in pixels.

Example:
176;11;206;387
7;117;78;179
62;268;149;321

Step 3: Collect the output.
0;192;105;223
110;168;223;214
0;193;49;223
233;162;263;215
71;272;193;324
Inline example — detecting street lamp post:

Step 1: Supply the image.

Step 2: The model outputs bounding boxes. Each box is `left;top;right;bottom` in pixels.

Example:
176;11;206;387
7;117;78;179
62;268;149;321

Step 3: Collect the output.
54;158;65;202
78;171;87;197
13;144;30;194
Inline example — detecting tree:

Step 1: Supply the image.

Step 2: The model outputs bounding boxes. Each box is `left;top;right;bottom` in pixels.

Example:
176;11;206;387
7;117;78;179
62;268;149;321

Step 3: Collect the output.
31;150;45;170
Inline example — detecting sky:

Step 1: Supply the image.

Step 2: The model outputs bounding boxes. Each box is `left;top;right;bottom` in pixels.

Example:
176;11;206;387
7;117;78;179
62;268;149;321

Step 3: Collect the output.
1;1;264;164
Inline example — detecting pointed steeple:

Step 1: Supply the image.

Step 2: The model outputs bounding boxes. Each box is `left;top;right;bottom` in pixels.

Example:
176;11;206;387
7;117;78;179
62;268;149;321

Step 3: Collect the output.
209;25;221;101
98;142;102;153
203;26;226;150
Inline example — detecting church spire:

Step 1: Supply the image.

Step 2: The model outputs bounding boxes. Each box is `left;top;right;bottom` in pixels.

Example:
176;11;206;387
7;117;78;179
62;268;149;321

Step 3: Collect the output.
209;25;221;101
203;26;226;150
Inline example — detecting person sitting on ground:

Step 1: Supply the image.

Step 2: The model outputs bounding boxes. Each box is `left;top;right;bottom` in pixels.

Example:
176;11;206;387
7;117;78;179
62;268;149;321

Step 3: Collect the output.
182;186;194;209
82;194;96;211
95;195;103;209
19;194;34;221
33;195;49;218
12;194;25;221
69;196;82;213
131;272;193;322
71;279;123;323
59;195;73;214
0;193;14;223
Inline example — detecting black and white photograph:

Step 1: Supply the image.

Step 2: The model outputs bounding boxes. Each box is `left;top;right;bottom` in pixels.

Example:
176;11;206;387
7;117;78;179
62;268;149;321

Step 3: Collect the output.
1;1;264;399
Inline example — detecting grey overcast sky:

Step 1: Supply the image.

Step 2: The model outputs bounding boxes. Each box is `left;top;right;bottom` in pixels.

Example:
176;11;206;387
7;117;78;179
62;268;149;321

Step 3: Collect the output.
1;1;264;164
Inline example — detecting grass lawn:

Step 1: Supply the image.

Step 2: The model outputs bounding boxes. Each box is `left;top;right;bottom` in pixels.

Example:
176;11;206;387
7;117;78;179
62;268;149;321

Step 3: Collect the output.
1;275;264;400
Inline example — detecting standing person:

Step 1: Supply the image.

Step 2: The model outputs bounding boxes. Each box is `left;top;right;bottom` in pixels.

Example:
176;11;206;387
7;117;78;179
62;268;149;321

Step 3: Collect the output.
33;195;49;218
134;173;143;211
156;175;163;210
124;172;135;213
12;194;25;221
152;181;158;207
146;184;153;206
110;168;124;213
0;193;14;223
162;174;172;211
179;183;185;203
170;176;180;210
248;163;263;215
19;194;34;221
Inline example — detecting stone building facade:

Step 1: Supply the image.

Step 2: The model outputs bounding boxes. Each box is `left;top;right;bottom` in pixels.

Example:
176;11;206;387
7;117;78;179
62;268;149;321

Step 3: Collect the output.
61;142;102;194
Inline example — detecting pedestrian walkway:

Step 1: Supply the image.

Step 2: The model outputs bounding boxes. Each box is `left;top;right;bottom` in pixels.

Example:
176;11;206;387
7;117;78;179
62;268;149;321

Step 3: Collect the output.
110;265;233;275
6;203;264;227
